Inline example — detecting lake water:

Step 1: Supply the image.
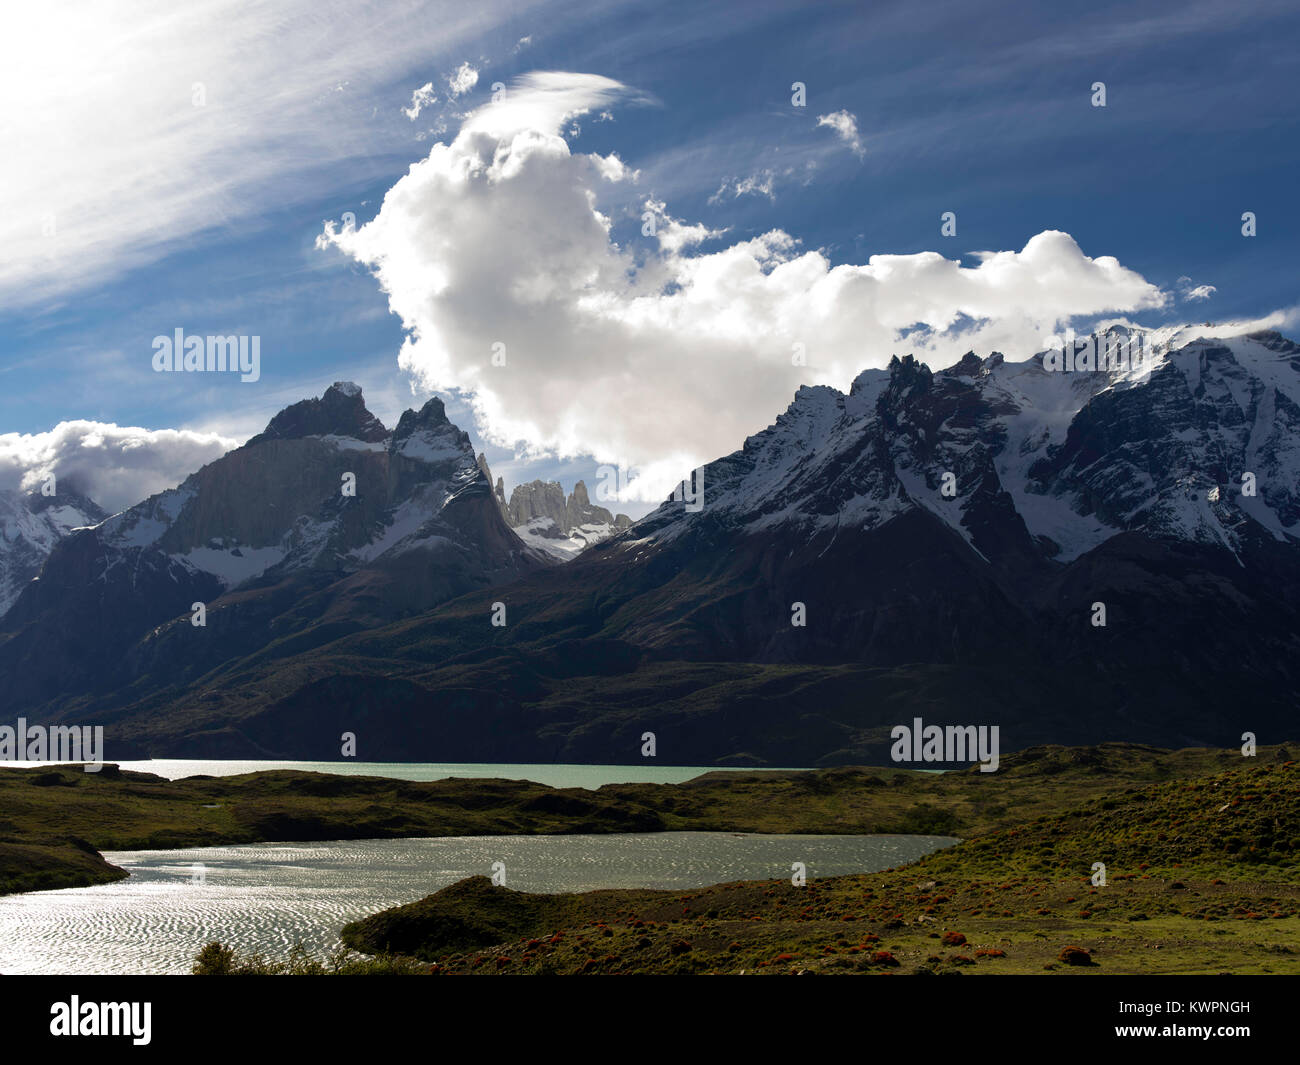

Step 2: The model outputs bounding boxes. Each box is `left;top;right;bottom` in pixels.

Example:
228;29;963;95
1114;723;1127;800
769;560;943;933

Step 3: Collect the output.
3;760;807;788
0;832;956;975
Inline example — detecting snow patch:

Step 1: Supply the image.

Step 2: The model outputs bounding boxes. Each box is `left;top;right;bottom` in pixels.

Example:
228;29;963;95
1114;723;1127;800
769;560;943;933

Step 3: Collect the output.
176;545;287;589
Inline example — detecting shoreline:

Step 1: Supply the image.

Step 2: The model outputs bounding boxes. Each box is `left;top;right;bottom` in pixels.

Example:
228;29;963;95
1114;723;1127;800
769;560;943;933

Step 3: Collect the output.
1;741;1291;897
1;741;1295;974
334;753;1300;976
4;831;958;975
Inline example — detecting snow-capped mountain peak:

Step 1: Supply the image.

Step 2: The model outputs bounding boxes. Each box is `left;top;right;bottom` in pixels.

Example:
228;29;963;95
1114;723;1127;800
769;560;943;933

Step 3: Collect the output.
0;488;107;616
628;328;1300;565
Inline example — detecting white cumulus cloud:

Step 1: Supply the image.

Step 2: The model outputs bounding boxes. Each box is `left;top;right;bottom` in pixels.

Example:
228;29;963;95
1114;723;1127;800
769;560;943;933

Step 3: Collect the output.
1184;284;1217;302
0;423;236;513
1175;275;1217;302
319;72;1169;502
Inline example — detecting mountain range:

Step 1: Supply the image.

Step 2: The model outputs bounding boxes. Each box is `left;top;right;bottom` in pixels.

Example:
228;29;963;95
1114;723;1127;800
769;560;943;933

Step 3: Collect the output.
2;326;1297;765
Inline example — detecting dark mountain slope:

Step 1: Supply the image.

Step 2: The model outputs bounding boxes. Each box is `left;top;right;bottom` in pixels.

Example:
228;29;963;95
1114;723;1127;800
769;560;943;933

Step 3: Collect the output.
70;330;1300;764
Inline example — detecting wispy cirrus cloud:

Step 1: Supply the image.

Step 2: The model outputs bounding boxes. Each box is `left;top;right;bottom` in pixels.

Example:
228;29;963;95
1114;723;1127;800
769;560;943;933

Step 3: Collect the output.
816;109;864;157
404;82;438;120
0;0;549;310
708;170;777;204
446;61;481;98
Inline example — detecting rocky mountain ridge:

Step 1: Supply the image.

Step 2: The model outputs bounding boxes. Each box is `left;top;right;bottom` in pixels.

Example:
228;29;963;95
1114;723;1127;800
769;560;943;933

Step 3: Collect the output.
5;329;1297;764
0;382;550;718
0;488;107;617
477;456;632;561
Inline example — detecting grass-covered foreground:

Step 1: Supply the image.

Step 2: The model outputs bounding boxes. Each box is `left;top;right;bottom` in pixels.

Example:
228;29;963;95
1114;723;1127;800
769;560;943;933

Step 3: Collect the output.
3;742;1296;974
317;758;1300;975
178;745;1300;975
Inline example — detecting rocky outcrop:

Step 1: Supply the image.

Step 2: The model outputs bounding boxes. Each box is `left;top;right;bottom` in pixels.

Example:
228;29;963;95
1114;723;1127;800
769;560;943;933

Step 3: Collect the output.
504;479;569;533
247;380;387;445
474;456;631;558
568;480;629;530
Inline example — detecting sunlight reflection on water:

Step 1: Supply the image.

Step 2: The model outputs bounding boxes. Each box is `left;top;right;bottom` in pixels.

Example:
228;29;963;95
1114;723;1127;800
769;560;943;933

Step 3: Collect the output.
0;832;955;974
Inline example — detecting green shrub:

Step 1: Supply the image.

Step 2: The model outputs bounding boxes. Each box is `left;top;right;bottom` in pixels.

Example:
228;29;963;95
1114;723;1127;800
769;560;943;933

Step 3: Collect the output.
192;940;425;975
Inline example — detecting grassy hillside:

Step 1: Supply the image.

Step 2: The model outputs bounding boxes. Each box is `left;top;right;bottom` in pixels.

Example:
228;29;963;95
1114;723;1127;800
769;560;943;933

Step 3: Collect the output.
335;758;1300;975
6;743;1296;974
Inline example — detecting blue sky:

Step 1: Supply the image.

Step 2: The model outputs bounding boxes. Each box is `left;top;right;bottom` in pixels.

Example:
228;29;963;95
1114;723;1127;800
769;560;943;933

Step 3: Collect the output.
2;0;1297;513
